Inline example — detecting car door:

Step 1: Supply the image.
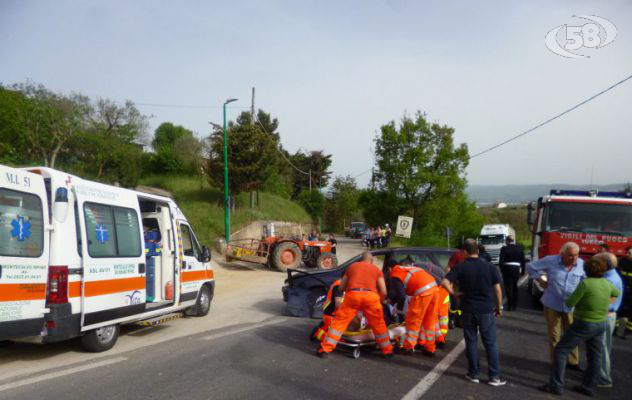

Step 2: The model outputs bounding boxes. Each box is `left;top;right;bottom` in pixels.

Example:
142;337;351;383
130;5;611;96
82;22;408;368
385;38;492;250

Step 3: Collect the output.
0;166;49;339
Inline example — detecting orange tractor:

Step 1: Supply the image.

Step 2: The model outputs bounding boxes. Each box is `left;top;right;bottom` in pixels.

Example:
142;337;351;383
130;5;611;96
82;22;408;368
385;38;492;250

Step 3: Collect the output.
225;223;338;272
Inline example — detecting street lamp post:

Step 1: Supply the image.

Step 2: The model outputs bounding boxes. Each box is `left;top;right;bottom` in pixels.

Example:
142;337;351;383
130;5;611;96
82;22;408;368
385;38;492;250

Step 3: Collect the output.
223;98;238;243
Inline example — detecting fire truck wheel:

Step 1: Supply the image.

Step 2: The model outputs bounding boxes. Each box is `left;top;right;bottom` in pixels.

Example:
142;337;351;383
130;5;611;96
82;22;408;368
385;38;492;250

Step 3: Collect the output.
272;242;302;272
315;252;338;270
81;324;120;352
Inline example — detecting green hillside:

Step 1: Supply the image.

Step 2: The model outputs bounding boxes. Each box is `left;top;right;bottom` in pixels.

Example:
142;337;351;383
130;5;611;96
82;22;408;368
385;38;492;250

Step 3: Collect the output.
139;175;311;246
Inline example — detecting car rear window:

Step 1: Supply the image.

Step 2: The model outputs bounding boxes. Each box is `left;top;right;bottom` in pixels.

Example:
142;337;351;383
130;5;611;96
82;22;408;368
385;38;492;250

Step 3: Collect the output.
432;252;453;270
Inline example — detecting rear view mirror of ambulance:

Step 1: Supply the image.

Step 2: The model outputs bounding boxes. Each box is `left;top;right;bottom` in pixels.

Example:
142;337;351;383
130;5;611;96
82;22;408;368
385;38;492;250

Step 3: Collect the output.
0;165;49;340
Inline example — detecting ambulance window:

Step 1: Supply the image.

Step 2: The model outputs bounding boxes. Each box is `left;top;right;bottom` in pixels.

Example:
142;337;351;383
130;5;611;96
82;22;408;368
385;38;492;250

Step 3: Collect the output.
84;202;118;257
114;207;142;257
0;188;44;257
180;224;198;258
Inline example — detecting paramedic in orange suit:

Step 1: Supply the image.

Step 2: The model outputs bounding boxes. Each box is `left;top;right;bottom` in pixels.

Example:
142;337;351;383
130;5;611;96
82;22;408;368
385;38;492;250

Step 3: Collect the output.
317;252;393;358
384;259;439;355
436;286;451;347
313;279;342;342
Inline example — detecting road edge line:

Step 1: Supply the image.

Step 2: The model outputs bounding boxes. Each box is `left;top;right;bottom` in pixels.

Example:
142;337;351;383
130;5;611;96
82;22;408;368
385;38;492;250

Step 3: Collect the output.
202;317;287;341
0;357;128;393
401;339;466;400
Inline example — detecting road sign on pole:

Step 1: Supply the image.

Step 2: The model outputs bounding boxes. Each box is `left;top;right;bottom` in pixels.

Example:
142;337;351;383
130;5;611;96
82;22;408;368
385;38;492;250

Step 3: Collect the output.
395;216;413;238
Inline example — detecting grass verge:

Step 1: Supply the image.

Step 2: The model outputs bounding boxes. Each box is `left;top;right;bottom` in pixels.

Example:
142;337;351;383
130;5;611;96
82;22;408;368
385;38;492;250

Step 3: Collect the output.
139;175;311;246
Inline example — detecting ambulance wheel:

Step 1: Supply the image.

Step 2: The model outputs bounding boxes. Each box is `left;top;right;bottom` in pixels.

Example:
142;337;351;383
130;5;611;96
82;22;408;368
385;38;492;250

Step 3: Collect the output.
81;324;120;352
187;285;213;317
351;348;361;359
316;252;338;270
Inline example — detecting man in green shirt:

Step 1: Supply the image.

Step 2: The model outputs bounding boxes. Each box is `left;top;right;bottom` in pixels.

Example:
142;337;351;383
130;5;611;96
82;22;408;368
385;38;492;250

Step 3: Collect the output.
539;258;620;396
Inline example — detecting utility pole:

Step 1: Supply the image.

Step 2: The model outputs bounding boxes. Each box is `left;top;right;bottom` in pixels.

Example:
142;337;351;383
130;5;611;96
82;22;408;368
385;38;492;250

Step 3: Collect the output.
309;169;312;191
251;87;255;124
223;98;238;243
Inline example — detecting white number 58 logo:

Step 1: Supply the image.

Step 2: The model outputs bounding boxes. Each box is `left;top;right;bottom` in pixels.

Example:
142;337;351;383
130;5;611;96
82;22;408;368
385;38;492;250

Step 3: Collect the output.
545;15;617;58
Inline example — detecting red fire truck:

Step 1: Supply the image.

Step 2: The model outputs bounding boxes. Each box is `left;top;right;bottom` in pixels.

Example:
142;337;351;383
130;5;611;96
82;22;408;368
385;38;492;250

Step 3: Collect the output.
526;189;632;302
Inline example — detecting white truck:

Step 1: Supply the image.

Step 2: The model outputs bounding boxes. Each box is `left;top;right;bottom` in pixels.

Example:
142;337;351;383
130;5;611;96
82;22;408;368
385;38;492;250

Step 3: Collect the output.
478;224;516;264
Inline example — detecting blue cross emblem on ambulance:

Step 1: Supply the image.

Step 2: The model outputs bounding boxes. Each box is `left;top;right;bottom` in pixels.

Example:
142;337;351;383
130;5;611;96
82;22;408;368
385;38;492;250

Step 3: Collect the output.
10;216;31;241
96;224;109;244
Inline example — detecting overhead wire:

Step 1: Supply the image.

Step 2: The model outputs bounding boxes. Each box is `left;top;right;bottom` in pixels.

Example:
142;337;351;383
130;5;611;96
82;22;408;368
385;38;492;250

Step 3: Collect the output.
254;115;310;176
469;73;632;159
134;102;250;109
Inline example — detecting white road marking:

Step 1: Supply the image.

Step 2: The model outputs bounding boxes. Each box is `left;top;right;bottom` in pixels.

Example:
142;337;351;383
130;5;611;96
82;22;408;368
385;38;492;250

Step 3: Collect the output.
202;318;287;340
401;339;466;400
0;357;127;393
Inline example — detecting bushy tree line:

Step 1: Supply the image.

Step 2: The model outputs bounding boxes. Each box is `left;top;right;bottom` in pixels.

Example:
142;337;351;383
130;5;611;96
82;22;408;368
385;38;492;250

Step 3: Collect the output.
0;82;150;186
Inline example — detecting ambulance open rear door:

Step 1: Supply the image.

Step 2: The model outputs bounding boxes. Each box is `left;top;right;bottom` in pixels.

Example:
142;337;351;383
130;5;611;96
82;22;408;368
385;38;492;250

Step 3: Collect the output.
0;165;50;340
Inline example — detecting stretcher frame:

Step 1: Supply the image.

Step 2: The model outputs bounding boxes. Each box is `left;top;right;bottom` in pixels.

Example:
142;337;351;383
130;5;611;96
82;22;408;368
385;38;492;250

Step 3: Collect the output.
336;324;406;359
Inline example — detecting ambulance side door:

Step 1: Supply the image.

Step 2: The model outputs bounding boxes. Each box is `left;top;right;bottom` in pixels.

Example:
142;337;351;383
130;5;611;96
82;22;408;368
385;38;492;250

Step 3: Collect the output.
76;196;146;329
0;167;49;339
177;222;205;303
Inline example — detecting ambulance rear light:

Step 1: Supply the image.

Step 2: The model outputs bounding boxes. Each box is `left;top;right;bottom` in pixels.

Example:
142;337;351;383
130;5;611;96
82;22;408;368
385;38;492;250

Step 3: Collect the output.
48;266;69;304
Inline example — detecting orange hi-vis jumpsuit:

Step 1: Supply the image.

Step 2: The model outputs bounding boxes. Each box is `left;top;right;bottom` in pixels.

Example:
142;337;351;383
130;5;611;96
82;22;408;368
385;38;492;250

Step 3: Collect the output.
314;280;341;342
320;262;393;355
390;265;438;351
436;286;451;344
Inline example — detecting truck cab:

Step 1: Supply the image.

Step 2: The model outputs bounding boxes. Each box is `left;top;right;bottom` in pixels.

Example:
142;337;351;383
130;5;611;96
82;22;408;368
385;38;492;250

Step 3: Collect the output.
526;189;632;302
478;224;515;264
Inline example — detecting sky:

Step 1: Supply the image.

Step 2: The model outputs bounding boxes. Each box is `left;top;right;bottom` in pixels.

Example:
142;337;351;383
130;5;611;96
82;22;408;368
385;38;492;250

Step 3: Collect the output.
1;0;631;187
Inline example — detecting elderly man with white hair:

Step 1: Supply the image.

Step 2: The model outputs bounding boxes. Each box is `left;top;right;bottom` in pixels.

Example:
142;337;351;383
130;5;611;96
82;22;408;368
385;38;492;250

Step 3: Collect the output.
527;242;585;370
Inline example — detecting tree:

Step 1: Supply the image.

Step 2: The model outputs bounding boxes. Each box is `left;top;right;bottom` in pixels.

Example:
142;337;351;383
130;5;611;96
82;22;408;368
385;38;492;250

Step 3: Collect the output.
325;175;361;231
205;117;278;197
289;150;333;199
0;87;28;164
151;122;201;174
297;189;325;222
373;111;469;226
358;189;404;227
8;82;90;168
66;98;147;186
85;99;148;178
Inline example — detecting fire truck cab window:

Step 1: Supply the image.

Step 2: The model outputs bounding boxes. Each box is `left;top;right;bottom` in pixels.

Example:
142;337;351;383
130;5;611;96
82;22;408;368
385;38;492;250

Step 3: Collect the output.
546;202;632;235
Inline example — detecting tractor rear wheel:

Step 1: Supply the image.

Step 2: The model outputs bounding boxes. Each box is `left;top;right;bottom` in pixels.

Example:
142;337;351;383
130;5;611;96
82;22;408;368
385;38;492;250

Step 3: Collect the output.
271;242;302;272
315;252;338;269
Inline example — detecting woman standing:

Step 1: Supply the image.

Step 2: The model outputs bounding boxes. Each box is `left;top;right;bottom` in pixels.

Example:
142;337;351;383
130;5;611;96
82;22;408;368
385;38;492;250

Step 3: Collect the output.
539;258;621;396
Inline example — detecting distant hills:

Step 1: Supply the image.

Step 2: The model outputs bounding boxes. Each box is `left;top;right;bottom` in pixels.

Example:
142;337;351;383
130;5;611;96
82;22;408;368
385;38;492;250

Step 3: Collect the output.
466;183;629;205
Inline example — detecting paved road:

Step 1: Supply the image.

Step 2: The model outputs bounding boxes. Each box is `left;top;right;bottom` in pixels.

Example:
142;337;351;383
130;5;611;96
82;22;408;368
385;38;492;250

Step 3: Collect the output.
1;238;630;399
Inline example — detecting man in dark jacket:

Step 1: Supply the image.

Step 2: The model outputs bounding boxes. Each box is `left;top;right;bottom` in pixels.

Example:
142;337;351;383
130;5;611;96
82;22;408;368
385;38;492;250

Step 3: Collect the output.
618;246;632;338
499;236;526;311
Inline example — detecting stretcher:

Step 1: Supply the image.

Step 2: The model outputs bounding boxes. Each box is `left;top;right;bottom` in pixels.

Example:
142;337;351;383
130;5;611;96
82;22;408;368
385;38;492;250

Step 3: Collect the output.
337;323;406;359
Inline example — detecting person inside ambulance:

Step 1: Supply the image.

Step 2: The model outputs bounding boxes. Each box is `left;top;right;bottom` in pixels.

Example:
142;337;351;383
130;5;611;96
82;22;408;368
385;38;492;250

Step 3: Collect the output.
142;219;162;254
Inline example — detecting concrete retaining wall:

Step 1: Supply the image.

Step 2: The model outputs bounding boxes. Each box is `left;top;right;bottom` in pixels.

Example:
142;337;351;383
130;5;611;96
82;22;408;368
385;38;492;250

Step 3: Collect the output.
230;220;315;241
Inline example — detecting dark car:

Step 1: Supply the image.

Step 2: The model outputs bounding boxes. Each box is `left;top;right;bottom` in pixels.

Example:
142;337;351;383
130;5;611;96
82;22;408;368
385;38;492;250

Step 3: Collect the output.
282;247;455;318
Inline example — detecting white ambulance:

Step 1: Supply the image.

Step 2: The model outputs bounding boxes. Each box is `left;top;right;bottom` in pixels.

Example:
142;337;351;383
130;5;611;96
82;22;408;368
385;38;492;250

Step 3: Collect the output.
0;165;215;351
